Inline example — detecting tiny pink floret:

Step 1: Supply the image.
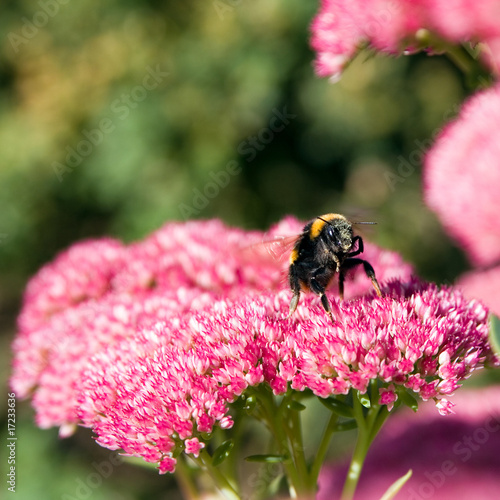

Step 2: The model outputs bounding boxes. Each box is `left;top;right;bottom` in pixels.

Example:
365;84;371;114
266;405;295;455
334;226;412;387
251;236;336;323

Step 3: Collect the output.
185;437;205;458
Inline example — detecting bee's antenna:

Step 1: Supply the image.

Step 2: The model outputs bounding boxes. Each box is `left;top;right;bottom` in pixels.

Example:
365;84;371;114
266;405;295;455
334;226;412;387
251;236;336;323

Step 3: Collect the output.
317;216;377;226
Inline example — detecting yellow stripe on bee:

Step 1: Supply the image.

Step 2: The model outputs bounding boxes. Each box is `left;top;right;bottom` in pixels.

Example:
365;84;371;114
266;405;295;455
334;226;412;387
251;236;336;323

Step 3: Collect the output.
310;213;345;238
289;247;299;264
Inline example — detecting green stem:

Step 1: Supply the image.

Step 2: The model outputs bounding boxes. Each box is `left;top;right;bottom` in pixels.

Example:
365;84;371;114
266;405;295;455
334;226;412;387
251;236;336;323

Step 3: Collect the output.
414;29;492;87
221;414;243;487
257;388;303;498
175;456;200;500
309;412;339;487
341;392;367;499
368;406;389;446
192;449;240;500
340;391;390;500
340;429;369;500
287;402;309;491
443;43;477;75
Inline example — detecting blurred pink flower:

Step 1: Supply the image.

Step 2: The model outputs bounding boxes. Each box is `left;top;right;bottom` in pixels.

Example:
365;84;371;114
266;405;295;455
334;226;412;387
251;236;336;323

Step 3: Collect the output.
111;219;284;294
424;85;500;268
457;266;500;317
10;289;215;436
318;387;500;499
17;238;126;333
77;280;494;473
311;0;500;79
311;0;417;79
11;218;411;437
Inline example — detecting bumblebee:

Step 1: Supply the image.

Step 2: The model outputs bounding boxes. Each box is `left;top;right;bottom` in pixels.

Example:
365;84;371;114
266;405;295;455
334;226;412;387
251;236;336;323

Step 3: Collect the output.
288;213;382;323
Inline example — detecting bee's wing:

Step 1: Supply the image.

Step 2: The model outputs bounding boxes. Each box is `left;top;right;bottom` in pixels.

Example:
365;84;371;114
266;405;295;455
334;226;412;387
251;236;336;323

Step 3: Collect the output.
260;234;299;262
239;233;298;265
238;233;299;291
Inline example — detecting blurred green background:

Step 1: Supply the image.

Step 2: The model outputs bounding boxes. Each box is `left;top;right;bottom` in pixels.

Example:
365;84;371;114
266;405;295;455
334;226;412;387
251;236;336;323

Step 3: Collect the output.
0;0;484;499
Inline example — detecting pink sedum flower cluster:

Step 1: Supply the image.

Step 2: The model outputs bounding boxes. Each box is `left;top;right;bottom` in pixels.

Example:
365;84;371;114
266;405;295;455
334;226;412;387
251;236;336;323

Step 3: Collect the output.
12;289;216;436
425;85;500;268
311;0;500;80
11;219;287;433
17;239;126;333
425;86;500;316
78;280;494;473
10;218;495;473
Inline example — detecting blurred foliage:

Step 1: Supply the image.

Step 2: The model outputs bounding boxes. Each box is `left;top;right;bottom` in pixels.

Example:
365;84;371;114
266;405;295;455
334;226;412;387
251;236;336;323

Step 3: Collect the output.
0;0;475;304
0;0;488;498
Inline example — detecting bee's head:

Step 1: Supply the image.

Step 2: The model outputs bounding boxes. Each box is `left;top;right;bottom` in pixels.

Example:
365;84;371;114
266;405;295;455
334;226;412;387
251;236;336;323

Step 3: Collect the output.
321;217;353;252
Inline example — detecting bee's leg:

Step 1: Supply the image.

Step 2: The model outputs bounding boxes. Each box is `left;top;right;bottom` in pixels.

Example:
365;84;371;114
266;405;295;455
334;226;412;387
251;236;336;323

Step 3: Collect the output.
342;258;383;297
347;235;364;258
287;266;301;318
332;253;341;273
338;268;346;300
288;293;300;318
319;294;336;324
310;268;339;324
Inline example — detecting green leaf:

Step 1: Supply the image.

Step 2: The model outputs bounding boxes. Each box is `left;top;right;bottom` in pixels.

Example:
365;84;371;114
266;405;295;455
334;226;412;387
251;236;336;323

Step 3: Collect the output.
379;469;413;500
489;314;500;356
398;389;419;413
245;454;288;463
359;392;371;408
333;419;357;432
211;440;234;466
319;397;353;417
243;395;257;412
287;400;306;411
